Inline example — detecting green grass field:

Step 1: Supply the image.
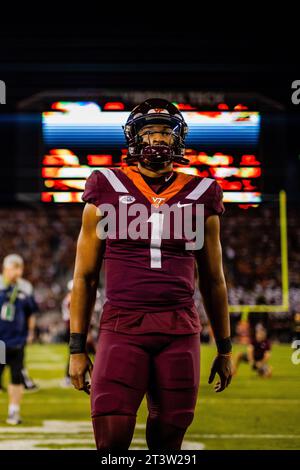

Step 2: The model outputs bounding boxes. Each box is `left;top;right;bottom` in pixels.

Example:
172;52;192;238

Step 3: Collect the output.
0;344;299;450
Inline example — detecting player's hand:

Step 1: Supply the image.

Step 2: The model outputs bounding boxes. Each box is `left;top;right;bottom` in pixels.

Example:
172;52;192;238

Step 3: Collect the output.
69;353;93;395
208;354;233;393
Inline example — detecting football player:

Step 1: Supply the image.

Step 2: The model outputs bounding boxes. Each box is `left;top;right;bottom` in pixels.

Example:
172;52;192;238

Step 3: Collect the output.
69;99;233;450
233;323;272;377
0;254;39;424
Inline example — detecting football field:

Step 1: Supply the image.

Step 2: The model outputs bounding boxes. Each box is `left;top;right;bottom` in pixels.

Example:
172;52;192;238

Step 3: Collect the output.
0;344;299;450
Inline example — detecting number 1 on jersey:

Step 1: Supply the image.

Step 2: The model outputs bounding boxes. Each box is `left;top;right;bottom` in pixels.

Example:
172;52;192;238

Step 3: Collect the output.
148;213;164;268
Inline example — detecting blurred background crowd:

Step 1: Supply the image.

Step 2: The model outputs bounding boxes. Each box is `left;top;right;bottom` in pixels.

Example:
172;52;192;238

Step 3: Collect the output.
0;202;298;344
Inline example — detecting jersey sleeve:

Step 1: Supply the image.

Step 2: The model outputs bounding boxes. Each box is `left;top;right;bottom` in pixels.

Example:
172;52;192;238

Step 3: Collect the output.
205;180;225;220
82;170;103;207
265;340;271;351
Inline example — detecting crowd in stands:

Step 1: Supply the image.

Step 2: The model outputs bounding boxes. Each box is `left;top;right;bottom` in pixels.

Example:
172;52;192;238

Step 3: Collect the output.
0;202;299;341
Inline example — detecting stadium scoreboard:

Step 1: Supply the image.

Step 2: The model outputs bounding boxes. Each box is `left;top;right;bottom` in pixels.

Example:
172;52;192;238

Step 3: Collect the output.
40;101;262;207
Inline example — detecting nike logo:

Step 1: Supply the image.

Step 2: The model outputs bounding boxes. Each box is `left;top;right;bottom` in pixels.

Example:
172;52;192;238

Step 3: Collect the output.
164;172;174;182
177;202;193;208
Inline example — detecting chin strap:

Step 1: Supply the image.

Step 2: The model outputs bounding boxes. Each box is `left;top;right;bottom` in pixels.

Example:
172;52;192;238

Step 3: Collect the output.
123;153;189;167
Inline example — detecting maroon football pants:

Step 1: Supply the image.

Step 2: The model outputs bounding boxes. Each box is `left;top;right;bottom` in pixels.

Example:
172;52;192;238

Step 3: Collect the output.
91;329;200;450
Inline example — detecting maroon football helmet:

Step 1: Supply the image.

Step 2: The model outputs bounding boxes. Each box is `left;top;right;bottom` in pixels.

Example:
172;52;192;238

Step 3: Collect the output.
123;98;189;170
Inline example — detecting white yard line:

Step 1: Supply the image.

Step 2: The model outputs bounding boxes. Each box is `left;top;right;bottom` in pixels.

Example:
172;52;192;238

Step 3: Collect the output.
0;421;93;434
0;420;298;452
0;440;93;450
0;420;205;450
191;434;300;439
1;428;298;440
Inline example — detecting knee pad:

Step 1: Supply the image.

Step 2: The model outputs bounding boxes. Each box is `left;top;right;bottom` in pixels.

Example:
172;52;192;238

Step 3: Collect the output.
146;416;187;451
163;410;195;429
92;415;136;451
147;396;194;429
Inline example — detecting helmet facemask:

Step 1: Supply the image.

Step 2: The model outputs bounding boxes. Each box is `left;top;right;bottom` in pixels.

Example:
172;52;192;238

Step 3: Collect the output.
123;99;189;170
135;125;183;170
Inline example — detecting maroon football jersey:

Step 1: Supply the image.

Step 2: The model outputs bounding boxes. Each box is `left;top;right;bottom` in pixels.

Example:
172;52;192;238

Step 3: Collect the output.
82;166;224;334
252;339;271;361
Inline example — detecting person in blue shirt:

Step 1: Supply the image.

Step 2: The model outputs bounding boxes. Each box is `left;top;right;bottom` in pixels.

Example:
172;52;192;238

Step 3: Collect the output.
0;254;38;425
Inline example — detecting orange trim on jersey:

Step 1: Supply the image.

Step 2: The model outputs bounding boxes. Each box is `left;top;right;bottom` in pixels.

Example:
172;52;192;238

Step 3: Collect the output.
121;166;195;207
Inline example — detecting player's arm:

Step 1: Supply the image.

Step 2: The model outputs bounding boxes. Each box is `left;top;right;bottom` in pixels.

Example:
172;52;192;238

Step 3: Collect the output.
247;344;255;365
27;315;36;344
26;288;39;344
69;203;105;394
263;351;271;362
258;351;271;366
195;214;233;392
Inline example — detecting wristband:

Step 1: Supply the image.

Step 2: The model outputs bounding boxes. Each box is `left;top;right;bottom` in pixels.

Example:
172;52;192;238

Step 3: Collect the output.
216;336;232;355
69;333;87;354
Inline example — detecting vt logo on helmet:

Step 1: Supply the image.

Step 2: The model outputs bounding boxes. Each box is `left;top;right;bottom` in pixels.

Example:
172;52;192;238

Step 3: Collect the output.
123;98;189;170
